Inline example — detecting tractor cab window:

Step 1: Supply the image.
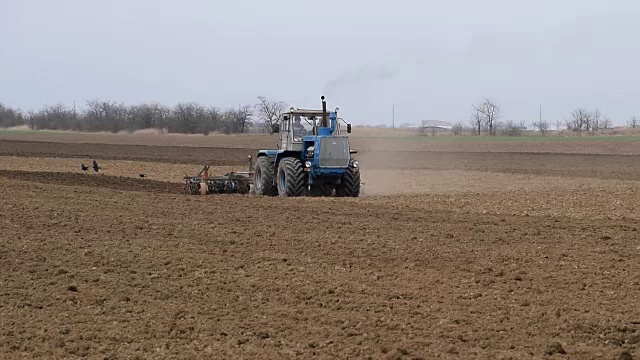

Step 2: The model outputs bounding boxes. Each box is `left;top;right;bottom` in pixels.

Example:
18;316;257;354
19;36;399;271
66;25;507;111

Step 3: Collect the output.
292;115;315;141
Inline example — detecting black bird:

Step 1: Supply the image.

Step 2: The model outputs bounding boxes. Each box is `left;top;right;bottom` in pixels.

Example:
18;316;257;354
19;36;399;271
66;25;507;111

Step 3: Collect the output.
80;164;89;172
139;174;147;178
92;160;100;173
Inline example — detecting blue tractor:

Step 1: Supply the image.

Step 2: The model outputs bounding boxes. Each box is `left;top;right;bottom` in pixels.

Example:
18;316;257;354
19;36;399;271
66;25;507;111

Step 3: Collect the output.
252;96;360;197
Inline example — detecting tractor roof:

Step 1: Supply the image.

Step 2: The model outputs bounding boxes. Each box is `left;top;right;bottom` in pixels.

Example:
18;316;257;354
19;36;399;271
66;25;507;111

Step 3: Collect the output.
285;109;333;116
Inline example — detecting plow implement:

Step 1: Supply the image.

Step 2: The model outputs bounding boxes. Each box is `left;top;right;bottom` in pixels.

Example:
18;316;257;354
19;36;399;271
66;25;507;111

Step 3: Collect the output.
184;157;253;195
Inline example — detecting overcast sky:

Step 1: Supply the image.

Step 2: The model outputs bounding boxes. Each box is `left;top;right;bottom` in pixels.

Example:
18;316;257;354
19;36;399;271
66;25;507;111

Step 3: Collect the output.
1;0;639;126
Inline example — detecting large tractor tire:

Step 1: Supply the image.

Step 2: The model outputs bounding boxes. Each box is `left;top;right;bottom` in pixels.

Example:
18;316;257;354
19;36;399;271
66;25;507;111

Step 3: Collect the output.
336;159;360;197
253;156;277;196
277;157;305;197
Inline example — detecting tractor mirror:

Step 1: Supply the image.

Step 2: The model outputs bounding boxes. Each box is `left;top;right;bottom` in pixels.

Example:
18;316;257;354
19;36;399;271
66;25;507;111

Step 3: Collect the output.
272;124;280;133
347;124;352;133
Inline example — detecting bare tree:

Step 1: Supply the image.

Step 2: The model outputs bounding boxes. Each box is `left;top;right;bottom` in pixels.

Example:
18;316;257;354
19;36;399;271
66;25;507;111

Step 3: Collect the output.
45;103;75;130
532;119;549;135
470;107;484;135
104;101;128;133
567;108;592;132
592;110;613;132
256;96;286;134
473;98;502;135
84;99;105;131
219;105;253;134
204;106;222;135
26;110;38;130
171;102;205;134
0;103;25;128
5;98;257;135
452;120;465;135
564;117;573;132
127;102;171;133
555;119;563;131
236;104;253;133
592;108;602;132
24;103;77;131
84;99;129;133
128;104;157;132
502;120;523;136
629;116;638;128
153;104;171;134
220;109;234;134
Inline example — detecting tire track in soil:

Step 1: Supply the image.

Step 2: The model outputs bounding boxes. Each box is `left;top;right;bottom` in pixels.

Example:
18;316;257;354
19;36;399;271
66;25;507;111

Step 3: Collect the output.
0;170;184;194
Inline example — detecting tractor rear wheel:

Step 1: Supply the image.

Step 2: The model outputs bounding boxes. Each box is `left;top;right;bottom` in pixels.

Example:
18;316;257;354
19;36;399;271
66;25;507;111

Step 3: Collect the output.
335;159;360;197
277;158;305;197
253;156;277;196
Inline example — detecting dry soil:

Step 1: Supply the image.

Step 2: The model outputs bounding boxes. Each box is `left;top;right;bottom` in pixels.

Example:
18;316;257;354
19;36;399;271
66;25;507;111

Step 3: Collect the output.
1;133;639;359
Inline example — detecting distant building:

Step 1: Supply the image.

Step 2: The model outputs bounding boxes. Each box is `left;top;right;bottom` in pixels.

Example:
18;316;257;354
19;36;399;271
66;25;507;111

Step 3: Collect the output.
419;120;453;135
421;120;453;130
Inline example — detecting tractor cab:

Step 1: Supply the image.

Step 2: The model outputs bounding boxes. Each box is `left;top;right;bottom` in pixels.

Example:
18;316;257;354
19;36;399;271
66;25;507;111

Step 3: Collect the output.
272;107;351;151
291;114;315;141
275;112;317;150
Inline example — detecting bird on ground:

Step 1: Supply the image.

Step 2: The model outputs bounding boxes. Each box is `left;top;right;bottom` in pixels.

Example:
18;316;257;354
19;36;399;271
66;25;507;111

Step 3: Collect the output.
139;174;147;178
92;160;100;173
80;164;89;172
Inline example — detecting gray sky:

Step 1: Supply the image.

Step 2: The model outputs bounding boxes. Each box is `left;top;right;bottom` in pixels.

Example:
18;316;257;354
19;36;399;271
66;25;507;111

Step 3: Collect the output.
1;0;639;126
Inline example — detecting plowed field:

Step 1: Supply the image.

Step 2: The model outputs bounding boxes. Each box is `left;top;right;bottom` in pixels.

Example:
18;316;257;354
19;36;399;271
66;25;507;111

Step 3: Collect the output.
1;133;639;359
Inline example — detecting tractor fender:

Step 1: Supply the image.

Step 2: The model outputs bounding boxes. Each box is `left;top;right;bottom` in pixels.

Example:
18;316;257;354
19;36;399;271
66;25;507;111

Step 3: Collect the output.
256;150;279;159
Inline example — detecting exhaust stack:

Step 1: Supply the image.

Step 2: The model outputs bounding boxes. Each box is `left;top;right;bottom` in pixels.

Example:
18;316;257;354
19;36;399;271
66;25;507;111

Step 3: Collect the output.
321;95;328;128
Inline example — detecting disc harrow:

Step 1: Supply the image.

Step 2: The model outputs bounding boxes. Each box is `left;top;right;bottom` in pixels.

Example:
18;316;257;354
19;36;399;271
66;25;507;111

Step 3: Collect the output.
184;157;253;195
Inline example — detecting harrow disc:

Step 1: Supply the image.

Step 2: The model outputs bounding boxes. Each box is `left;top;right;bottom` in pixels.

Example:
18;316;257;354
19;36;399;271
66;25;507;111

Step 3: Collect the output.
236;181;251;194
186;181;201;195
184;165;254;195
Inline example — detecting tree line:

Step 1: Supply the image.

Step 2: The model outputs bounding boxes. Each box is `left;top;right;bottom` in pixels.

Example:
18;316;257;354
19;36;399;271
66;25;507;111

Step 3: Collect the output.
0;96;288;135
452;98;632;136
2;96;640;136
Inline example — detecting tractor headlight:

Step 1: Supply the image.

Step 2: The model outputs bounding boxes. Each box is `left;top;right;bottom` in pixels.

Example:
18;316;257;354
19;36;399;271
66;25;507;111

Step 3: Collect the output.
305;161;312;168
351;160;359;168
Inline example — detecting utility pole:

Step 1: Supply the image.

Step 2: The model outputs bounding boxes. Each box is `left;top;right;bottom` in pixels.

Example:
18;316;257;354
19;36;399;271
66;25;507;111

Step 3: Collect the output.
539;104;542;123
392;104;395;129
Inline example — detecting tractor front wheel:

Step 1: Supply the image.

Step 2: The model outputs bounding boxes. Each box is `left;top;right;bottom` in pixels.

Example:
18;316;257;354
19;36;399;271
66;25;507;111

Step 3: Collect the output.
253;156;277;196
277;158;305;197
335;159;360;197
